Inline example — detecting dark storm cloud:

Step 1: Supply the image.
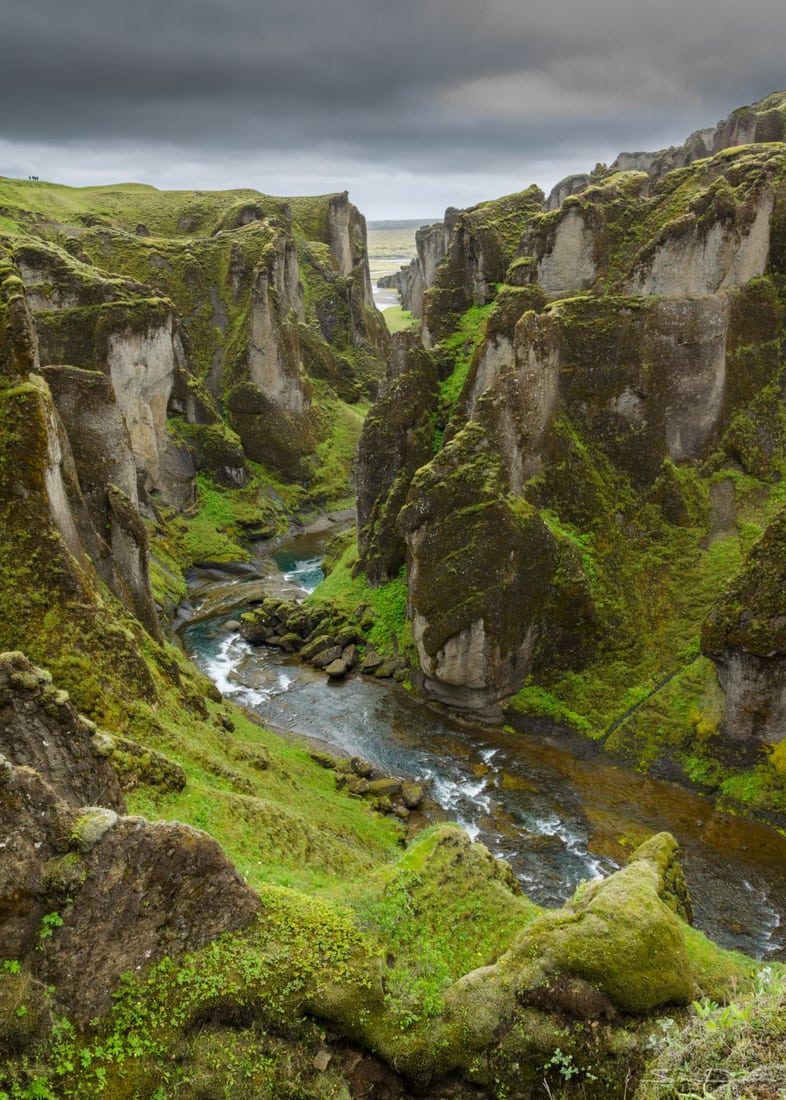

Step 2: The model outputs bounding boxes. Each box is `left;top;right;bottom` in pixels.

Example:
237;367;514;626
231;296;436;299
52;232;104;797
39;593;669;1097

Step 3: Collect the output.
3;0;785;210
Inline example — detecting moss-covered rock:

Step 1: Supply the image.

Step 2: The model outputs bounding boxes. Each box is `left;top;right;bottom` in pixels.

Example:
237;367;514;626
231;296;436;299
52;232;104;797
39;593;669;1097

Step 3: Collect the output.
355;333;441;582
702;506;786;750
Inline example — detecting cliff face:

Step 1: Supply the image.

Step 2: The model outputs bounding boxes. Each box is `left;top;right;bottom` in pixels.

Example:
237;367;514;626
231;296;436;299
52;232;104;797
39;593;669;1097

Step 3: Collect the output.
0;179;389;718
0;133;782;1100
0;251;167;707
4;184;387;507
382;218;451;318
354;91;786;792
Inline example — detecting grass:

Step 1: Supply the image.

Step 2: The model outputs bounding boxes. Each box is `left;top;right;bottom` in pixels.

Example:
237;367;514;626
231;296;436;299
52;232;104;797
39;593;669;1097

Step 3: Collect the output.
311;389;370;507
335;826;540;1030
125;696;403;894
438;301;494;415
307;542;413;658
382;305;419;334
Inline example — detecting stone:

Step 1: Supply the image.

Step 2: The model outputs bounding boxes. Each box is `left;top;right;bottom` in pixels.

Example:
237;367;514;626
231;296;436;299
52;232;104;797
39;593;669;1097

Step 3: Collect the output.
312;645;344;669
0;652;125;811
400;782;424;809
351;757;374;778
367;778;402;798
0;755;260;1023
300;634;335;661
360;651;384;673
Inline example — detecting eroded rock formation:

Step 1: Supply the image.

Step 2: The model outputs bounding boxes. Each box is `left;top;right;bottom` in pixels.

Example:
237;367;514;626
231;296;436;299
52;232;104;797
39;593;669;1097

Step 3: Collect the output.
354;89;786;770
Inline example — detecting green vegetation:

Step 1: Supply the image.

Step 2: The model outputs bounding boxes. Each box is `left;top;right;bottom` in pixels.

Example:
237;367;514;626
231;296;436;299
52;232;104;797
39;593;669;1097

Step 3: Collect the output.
438;300;493;416
5;96;786;1096
306;541;413;659
382;304;419;333
637;965;786;1100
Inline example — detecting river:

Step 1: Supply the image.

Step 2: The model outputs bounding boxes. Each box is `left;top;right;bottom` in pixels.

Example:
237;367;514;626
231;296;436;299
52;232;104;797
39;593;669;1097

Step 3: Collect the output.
180;527;786;963
367;220;430;311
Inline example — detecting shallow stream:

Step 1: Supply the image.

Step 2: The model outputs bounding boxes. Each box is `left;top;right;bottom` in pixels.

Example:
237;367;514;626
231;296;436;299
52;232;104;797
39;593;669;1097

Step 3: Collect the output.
181;527;786;962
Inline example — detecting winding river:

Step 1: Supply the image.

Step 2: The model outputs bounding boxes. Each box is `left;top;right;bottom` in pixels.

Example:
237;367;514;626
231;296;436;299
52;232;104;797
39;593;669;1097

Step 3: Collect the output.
180;526;786;963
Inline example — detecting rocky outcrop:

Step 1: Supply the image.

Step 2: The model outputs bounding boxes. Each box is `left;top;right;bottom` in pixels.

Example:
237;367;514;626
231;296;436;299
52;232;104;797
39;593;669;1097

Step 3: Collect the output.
535;205;600;296
1;756;259;1022
105;311;195;507
355;333;440;582
359;832;694;1088
13;239;197;508
0;652;125;810
546;172;592;211
545;90;786;210
0;651;258;1022
42;364;162;634
380;220;450;318
9;185;387;502
354;104;786;759
398;423;559;712
225;233;317;478
0;252;160;711
442;832;693;1039
422;188;544;345
626;190;774;297
702;506;786;741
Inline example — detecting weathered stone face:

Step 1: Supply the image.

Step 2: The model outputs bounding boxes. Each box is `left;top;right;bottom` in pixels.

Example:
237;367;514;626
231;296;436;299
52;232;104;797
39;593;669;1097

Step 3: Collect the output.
354;116;786;744
0;652;126;813
0;652;259;1022
626;191;774;297
43;365;162;633
397;424;559;711
107;314;196;507
355;334;441;583
536;208;598;297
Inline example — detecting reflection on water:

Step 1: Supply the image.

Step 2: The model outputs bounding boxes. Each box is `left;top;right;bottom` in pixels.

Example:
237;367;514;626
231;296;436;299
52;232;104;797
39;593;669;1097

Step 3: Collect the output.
181;543;786;961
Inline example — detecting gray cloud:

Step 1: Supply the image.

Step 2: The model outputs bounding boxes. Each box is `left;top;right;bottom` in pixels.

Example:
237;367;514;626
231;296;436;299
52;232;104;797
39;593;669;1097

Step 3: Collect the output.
2;0;784;217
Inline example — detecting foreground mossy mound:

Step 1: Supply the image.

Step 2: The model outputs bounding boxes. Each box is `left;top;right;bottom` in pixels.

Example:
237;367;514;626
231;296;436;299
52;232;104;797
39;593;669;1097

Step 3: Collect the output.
2;784;770;1100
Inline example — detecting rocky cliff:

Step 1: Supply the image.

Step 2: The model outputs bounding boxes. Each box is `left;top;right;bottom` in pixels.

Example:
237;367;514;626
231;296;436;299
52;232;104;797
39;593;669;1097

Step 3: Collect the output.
354;91;786;811
1;105;785;1100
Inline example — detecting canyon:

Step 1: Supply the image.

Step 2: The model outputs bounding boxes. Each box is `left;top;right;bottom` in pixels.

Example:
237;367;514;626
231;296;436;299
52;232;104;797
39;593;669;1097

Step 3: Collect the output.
2;91;786;1098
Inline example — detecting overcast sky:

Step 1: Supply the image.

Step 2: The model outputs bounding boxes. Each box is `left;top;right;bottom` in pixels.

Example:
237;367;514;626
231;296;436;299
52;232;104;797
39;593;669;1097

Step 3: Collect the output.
2;0;784;220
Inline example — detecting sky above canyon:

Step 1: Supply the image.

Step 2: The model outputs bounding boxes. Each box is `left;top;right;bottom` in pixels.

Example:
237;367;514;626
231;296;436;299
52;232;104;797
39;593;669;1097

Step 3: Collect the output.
2;0;784;219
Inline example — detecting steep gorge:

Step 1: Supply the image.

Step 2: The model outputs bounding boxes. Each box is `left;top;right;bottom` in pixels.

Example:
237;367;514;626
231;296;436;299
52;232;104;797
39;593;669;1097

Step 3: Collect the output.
1;94;786;1099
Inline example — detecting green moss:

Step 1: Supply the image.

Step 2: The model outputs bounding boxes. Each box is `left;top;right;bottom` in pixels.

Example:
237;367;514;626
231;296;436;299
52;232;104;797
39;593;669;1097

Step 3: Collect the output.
340;826;538;1031
438;301;494;417
382;304;419;333
307;543;413;660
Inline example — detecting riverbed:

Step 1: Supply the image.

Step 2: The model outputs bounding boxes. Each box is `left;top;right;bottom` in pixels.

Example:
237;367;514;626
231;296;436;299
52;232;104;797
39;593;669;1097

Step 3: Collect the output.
180;528;786;962
367;221;427;310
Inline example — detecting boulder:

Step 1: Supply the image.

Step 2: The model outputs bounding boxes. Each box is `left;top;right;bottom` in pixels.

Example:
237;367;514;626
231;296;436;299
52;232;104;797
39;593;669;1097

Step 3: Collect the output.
0;755;260;1023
